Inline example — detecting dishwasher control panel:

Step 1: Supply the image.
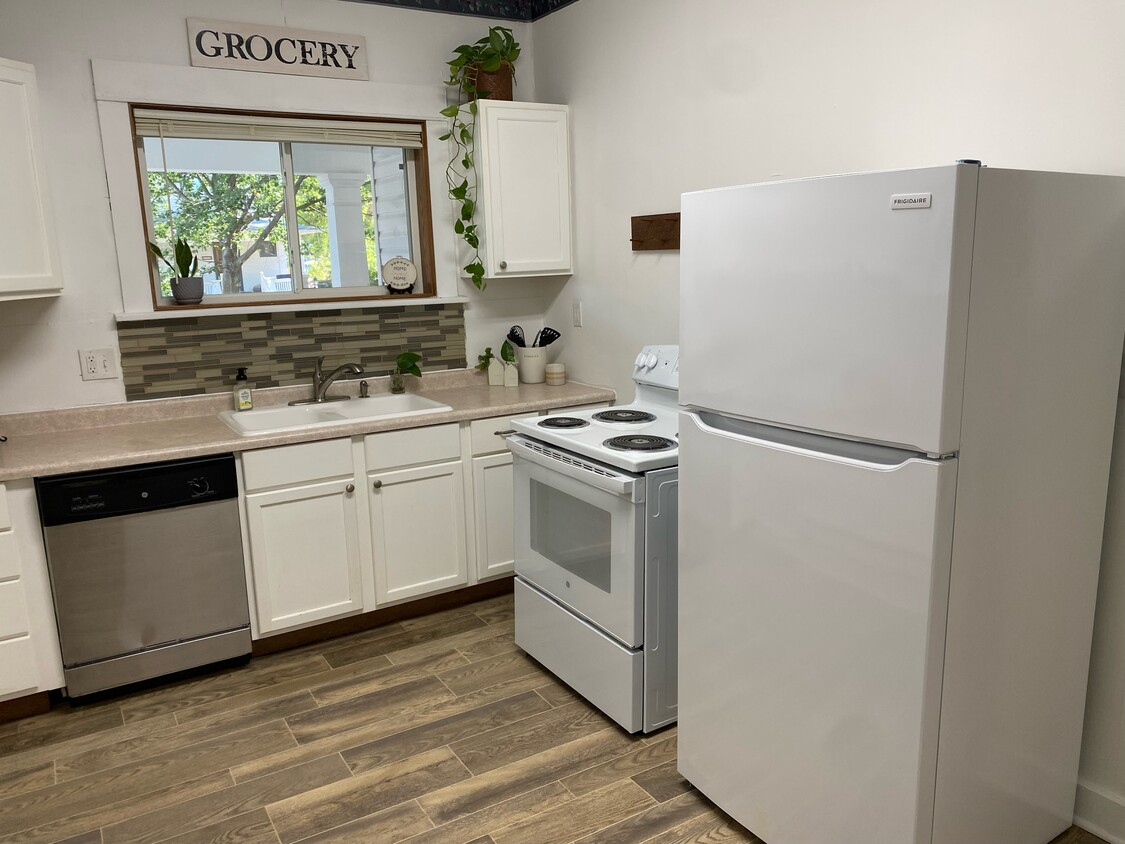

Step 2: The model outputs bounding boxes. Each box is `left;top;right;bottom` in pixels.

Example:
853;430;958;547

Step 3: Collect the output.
36;454;238;526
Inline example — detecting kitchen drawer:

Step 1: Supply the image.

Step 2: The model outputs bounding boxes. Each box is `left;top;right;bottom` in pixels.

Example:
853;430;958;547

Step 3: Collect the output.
0;484;9;530
0;531;20;581
365;423;459;471
0;635;36;698
515;578;642;733
0;581;30;639
471;413;538;456
242;438;354;491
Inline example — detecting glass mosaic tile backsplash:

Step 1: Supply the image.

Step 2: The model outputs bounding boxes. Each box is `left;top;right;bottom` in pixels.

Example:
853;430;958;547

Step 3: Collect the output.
117;304;467;400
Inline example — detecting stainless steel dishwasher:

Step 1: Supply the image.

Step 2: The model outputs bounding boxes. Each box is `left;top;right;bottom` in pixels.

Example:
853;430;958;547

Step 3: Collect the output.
36;454;251;697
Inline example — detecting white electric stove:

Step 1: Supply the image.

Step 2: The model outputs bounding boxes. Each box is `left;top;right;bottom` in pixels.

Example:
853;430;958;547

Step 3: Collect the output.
507;346;679;733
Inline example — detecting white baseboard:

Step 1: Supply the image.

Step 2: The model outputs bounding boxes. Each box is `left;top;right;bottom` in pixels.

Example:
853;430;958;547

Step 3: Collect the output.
1076;780;1125;844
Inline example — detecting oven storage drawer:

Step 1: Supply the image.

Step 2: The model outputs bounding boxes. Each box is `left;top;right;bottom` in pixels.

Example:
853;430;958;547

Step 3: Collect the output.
515;577;642;733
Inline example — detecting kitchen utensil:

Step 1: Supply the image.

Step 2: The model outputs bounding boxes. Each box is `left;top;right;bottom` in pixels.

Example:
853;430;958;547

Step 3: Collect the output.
538;327;561;346
531;329;543;348
507;325;526;347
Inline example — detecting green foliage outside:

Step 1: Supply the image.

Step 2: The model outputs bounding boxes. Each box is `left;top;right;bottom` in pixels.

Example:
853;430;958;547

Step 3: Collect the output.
148;169;380;294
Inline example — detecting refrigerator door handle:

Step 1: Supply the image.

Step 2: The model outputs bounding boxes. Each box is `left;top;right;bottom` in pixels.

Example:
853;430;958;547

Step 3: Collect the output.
683;410;943;471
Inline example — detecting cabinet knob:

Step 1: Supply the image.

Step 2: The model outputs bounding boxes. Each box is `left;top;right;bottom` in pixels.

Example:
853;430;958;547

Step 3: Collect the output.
372;480;383;490
345;483;355;493
499;260;508;270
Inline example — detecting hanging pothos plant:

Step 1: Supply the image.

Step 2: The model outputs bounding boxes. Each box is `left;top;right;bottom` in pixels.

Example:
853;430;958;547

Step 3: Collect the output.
439;26;520;291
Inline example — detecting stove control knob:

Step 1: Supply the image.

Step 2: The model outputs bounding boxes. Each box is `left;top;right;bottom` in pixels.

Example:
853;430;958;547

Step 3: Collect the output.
645;353;659;369
634;353;647;368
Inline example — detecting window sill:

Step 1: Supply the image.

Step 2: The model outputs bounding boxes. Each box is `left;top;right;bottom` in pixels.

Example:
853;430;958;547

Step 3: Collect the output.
114;295;469;323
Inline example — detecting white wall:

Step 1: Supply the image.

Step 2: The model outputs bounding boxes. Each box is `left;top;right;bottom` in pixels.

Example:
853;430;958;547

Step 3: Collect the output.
0;0;541;412
531;0;1125;840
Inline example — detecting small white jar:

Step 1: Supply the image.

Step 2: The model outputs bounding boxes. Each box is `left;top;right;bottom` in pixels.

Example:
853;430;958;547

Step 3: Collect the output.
545;362;566;386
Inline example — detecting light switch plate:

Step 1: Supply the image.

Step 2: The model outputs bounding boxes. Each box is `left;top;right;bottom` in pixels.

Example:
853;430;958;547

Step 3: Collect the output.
572;300;583;328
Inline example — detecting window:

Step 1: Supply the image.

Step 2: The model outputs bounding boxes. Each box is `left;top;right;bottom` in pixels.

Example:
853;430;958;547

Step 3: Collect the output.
133;107;435;307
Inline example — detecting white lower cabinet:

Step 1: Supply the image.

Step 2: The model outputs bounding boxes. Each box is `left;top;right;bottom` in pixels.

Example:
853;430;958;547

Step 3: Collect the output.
240;438;367;637
366;423;467;605
368;460;467;604
471;452;517;580
465;413;537;582
0;480;64;699
243;477;365;634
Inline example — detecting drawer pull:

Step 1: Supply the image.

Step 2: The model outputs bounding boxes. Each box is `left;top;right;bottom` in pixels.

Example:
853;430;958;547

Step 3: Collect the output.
372;480;383;490
499;260;508;270
494;430;516;438
345;483;355;494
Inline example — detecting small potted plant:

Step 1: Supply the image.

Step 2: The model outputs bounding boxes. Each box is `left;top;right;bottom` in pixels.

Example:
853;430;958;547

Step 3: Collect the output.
148;238;203;305
439;26;520;291
391;351;423;394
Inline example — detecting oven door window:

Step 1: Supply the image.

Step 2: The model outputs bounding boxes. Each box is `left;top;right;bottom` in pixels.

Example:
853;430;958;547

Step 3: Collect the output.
514;454;644;648
530;479;612;592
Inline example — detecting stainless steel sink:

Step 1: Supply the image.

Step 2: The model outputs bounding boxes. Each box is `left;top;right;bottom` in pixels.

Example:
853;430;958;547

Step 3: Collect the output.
219;394;452;436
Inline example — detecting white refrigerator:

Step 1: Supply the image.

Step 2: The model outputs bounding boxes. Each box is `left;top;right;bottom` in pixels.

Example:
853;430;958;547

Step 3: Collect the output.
677;164;1125;844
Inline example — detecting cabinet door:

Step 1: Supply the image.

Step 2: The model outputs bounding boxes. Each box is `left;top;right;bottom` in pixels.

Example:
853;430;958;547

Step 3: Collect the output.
0;58;62;300
472;452;516;580
245;478;364;634
369;461;468;604
479;101;572;277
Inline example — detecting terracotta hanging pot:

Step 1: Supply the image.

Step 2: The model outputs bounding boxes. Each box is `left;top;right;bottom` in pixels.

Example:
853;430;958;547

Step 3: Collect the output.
470;62;513;101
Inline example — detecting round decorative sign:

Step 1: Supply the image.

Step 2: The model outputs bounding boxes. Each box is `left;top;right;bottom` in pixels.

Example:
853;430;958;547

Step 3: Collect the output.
382;257;417;294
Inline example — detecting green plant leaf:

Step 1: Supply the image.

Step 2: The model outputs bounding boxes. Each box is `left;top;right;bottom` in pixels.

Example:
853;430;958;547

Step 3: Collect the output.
461;155;472;169
464;230;479;249
454;219;465;234
476;346;494;371
461;199;475;220
500;339;515;362
481;56;502;72
395;351;423;379
438;132;451;141
439;104;460;118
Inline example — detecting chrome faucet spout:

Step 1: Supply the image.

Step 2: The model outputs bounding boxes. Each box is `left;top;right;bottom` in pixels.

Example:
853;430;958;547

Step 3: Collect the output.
289;356;365;405
316;361;364;402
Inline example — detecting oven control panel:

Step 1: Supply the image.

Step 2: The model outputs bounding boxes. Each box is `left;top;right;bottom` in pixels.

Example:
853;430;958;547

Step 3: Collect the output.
633;345;679;389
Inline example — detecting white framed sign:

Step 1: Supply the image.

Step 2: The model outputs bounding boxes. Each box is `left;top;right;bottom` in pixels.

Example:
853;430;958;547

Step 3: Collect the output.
187;19;369;81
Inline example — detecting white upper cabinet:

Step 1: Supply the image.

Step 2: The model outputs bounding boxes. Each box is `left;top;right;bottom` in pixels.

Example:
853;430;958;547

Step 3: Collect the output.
0;58;63;301
476;101;572;279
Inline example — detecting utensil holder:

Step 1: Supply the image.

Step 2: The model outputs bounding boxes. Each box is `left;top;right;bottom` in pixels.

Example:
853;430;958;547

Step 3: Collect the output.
516;347;546;384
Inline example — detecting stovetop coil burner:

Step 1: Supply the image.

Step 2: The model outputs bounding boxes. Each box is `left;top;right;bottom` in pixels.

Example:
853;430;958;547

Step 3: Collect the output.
593;409;657;424
604;435;677;452
538;416;590;429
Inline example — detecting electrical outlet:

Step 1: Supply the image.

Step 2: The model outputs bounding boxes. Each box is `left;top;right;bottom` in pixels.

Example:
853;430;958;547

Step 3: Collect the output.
572;300;583;328
79;348;118;381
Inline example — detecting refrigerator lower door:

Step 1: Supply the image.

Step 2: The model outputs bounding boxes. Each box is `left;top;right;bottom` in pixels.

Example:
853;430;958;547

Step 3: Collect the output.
678;411;957;844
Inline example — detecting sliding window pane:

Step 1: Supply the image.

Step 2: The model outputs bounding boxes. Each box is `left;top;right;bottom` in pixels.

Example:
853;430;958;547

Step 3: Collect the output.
291;143;413;290
143;137;292;296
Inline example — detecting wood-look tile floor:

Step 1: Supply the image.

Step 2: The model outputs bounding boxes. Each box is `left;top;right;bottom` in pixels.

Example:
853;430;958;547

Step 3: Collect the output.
0;593;1109;844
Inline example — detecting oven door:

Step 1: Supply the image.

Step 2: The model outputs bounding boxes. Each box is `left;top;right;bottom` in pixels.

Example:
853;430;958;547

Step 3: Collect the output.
509;436;645;648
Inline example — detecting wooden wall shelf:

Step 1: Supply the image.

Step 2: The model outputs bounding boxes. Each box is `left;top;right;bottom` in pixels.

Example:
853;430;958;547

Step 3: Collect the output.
630;212;680;251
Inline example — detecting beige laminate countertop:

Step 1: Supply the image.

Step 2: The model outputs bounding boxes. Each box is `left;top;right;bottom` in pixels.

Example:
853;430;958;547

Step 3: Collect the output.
0;371;615;482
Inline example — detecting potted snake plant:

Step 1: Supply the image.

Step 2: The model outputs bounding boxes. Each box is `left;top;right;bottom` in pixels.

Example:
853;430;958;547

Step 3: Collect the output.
148;238;204;305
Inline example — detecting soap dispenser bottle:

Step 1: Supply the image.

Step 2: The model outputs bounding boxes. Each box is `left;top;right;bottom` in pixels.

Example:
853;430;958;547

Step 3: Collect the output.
234;367;253;411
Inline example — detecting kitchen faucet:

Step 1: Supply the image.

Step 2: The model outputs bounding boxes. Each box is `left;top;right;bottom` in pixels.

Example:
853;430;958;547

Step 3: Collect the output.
289;356;364;405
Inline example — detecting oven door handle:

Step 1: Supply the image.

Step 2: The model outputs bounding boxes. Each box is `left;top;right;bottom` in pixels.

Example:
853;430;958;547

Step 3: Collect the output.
506;435;644;502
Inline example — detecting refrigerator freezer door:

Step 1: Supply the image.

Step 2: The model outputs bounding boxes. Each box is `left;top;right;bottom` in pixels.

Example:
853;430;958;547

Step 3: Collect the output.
677;411;957;844
680;165;978;455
